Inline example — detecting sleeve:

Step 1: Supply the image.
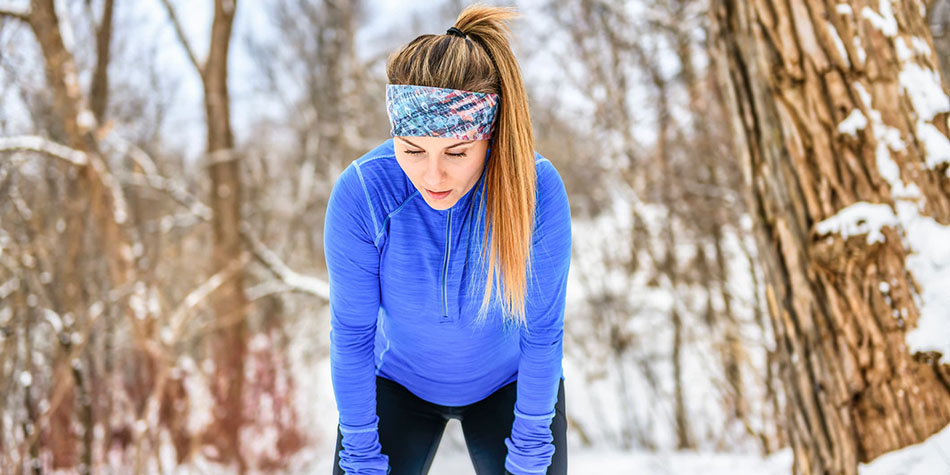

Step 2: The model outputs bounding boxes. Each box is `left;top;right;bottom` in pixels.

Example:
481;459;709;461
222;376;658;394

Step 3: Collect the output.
324;163;390;475
504;160;572;474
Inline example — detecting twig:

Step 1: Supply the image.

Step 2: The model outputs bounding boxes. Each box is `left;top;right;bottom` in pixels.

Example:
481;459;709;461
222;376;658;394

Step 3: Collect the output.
167;254;249;337
240;222;330;300
118;171;213;221
158;0;203;75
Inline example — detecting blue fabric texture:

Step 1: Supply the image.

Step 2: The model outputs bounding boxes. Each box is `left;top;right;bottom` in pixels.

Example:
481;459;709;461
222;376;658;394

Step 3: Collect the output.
324;139;572;474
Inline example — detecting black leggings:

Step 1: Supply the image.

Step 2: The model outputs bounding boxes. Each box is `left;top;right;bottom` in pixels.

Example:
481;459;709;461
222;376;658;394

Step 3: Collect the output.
332;375;567;475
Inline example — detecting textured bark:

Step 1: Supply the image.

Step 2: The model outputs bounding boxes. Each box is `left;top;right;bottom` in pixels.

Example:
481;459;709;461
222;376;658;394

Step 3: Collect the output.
710;0;950;474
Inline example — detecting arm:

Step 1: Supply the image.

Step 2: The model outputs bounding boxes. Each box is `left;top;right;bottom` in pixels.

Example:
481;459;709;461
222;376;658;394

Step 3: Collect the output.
504;160;572;474
324;163;390;475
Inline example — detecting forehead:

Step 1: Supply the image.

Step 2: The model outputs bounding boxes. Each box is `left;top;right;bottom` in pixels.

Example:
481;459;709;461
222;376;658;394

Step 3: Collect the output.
396;136;482;148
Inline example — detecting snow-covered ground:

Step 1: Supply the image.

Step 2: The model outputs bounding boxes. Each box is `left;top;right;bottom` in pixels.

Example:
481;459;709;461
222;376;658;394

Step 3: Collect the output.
859;423;950;475
295;418;794;475
179;420;950;474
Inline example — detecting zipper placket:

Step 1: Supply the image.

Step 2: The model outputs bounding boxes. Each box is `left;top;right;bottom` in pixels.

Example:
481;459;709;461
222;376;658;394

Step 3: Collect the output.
440;209;453;318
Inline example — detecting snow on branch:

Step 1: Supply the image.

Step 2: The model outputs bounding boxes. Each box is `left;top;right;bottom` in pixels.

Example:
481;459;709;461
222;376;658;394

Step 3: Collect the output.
240;222;330;300
815;202;897;244
0;135;88;165
0;6;29;21
167;255;248;337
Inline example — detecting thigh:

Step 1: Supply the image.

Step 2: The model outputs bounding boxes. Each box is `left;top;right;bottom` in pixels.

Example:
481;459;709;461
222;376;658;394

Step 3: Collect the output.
460;379;567;475
333;376;448;475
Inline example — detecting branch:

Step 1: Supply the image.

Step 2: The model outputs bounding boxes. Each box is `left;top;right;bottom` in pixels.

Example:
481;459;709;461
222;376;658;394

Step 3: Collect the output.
167;254;248;337
240;222;330;300
159;0;203;75
119;171;213;221
102;132;213;221
0;6;29;22
0;135;88;165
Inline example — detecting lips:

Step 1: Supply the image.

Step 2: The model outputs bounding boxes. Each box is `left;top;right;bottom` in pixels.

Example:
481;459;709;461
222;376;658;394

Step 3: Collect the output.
426;188;451;200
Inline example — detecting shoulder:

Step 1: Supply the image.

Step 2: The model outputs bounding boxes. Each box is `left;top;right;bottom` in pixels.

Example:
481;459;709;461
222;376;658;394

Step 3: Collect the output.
330;139;418;232
531;151;572;249
337;139;410;196
533;151;570;218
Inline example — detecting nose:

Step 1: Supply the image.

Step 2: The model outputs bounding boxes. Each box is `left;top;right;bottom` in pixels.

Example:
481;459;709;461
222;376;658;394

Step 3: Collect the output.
422;155;445;189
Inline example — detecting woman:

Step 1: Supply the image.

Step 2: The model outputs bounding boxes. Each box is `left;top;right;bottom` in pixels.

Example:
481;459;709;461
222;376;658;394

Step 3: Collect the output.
324;5;571;474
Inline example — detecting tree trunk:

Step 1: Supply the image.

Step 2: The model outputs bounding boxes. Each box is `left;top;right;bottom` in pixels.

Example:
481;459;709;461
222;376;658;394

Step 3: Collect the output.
200;0;248;470
653;66;695;451
710;0;950;474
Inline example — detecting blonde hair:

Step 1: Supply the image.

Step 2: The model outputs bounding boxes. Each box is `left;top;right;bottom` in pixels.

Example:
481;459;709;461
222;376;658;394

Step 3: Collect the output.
386;4;536;327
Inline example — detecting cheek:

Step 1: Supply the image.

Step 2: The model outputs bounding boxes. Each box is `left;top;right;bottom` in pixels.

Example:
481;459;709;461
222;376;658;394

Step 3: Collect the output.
464;160;486;181
395;156;421;180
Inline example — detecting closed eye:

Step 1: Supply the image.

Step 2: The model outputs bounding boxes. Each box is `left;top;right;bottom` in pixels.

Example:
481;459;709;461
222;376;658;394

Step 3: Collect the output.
403;149;467;158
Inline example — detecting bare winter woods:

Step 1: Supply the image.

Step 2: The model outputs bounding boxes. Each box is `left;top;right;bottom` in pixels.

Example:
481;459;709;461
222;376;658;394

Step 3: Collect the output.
0;1;948;474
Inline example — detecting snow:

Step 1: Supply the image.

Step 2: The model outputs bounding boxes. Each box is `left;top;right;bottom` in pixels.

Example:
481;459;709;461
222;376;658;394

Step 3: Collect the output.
840;62;950;362
895;37;913;62
853;36;868;64
899;202;950;359
0;278;18;300
77;108;97;130
827;21;850;67
0;135;89;165
917;122;950;172
425;446;794;475
814;202;897;244
861;0;898;38
895;62;950;175
859;422;950;475
18;371;32;387
838;109;868;137
561;181;776;452
43;307;64;333
245;229;331;299
53;0;76;55
910;37;931;57
898;63;950;122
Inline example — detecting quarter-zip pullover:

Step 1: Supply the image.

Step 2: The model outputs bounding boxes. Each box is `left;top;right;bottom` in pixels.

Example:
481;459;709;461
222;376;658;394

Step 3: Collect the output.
324;139;572;474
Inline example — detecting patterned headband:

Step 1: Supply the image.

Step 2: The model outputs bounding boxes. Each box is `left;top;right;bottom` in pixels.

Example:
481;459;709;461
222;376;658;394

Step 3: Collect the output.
386;84;499;141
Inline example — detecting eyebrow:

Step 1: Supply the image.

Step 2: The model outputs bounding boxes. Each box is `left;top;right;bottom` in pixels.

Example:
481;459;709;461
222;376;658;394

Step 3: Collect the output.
397;137;475;150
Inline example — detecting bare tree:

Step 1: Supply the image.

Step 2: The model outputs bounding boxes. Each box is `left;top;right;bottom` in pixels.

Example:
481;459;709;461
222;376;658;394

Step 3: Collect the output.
159;0;251;469
0;1;151;471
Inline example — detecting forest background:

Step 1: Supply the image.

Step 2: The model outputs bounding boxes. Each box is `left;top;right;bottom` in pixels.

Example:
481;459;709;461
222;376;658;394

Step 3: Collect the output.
1;0;949;473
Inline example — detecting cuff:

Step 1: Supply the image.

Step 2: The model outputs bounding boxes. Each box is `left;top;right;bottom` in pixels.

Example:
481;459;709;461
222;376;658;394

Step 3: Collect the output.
503;408;556;474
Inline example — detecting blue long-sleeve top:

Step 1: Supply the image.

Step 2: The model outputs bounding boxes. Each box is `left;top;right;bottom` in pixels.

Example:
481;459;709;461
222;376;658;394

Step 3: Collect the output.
324;138;572;474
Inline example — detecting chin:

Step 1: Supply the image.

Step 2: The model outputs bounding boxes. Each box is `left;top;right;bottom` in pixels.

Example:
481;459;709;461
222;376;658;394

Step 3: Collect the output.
424;198;455;210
